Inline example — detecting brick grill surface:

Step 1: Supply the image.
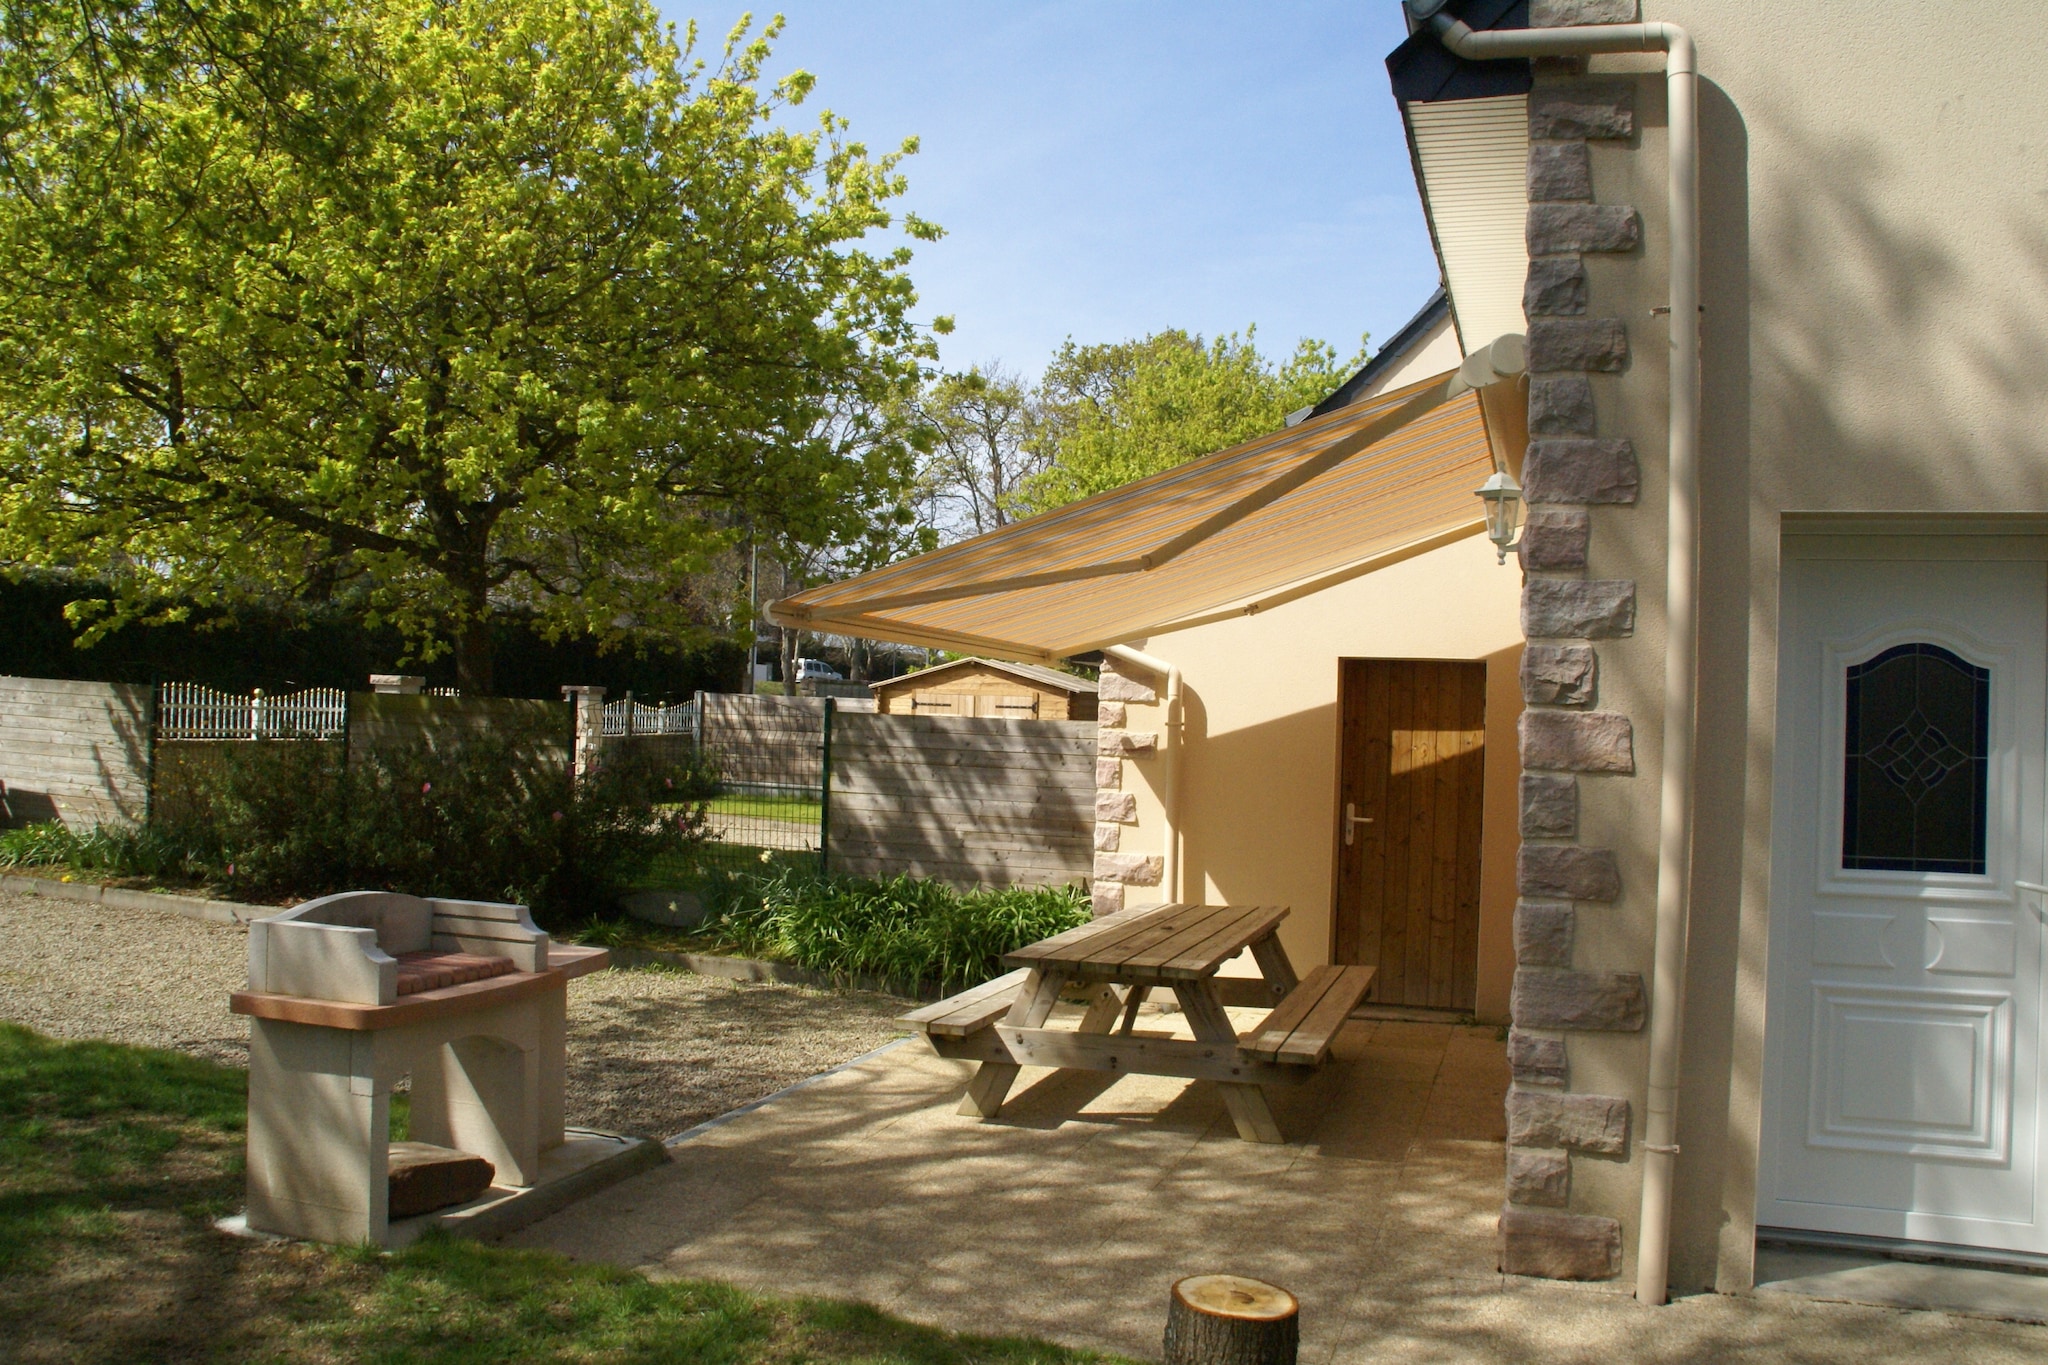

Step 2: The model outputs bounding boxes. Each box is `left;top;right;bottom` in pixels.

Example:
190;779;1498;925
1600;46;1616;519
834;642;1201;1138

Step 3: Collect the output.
394;949;519;996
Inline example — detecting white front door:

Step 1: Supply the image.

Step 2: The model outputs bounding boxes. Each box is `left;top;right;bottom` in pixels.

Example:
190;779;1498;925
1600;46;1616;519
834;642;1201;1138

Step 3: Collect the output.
1761;552;2048;1253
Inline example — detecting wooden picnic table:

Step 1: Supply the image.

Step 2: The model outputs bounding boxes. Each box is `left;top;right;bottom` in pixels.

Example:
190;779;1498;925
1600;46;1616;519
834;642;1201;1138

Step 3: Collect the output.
899;903;1376;1143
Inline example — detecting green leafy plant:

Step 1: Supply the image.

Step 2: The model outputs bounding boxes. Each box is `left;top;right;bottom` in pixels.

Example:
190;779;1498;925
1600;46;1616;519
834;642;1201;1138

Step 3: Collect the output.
696;869;1089;992
0;1;942;693
10;729;719;921
0;821;210;882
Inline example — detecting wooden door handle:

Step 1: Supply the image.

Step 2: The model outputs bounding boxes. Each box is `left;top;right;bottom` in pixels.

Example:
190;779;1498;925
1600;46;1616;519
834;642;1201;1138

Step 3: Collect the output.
1344;801;1374;846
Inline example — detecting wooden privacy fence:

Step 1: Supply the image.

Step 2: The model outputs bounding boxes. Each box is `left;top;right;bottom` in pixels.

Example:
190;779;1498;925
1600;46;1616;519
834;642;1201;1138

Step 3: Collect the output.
826;712;1095;889
0;676;152;828
0;676;578;832
2;675;1097;892
347;692;570;764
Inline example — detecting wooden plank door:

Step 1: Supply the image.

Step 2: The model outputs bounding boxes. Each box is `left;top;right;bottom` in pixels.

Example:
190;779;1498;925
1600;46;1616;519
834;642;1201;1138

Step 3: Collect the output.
1332;659;1487;1011
911;690;968;715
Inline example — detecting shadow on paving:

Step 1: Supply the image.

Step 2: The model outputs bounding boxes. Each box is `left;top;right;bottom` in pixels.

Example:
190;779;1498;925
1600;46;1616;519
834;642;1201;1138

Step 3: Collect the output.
509;1010;2048;1364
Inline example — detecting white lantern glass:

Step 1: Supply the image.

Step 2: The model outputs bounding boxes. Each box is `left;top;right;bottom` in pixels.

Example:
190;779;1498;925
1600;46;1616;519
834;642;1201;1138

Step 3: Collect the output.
1475;471;1523;563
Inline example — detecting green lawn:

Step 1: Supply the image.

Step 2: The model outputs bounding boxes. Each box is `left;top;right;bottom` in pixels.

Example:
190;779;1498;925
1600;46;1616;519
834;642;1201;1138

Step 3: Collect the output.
0;1023;1125;1364
706;792;824;825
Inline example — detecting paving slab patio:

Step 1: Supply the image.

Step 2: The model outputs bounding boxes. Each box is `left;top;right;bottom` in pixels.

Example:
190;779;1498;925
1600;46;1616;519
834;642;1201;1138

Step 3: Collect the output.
512;1003;2048;1363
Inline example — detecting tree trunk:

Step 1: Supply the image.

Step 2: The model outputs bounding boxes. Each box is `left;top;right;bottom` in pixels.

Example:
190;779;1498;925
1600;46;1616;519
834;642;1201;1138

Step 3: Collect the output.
454;621;495;696
1163;1275;1298;1365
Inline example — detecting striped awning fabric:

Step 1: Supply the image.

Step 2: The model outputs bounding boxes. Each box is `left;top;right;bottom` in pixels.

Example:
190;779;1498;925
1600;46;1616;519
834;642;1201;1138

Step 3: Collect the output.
767;368;1497;662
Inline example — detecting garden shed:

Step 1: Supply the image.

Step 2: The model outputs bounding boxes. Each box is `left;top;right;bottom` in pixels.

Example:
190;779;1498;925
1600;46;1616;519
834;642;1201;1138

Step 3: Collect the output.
870;658;1098;721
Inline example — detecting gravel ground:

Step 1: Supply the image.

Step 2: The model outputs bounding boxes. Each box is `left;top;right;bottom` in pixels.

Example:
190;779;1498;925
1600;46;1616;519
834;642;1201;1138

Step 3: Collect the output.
0;888;912;1139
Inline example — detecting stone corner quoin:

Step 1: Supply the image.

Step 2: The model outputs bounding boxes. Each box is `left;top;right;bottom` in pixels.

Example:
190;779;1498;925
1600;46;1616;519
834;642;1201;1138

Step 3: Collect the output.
1502;50;1652;1285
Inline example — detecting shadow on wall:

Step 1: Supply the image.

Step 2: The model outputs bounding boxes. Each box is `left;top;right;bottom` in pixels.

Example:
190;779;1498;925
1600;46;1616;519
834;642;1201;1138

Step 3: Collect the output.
1170;687;1344;912
0;679;153;830
1746;97;2048;511
348;693;573;765
0;784;61;828
1672;75;1754;1294
1677;70;2048;1293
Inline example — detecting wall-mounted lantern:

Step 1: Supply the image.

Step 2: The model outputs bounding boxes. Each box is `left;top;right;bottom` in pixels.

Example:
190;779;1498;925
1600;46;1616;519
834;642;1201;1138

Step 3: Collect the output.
1476;470;1524;564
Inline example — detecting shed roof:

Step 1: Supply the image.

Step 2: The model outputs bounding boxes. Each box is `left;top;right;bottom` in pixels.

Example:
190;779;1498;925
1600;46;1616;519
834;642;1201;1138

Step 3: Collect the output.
767;367;1498;663
871;657;1098;696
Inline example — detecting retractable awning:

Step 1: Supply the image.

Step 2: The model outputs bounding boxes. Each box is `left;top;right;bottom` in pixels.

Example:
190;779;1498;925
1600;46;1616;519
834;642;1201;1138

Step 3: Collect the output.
767;367;1513;663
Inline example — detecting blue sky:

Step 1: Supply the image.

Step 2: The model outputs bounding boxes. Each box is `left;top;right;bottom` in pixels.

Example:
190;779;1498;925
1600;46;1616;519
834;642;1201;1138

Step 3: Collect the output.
667;3;1440;378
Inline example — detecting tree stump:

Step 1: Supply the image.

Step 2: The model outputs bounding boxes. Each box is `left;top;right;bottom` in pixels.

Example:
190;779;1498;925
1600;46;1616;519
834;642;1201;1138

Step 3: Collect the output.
1163;1274;1299;1365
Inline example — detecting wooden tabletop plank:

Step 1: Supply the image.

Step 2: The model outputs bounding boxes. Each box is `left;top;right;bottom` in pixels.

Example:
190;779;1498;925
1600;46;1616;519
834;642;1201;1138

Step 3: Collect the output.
1003;904;1186;968
1052;903;1225;966
1070;903;1245;973
1003;906;1147;962
1113;904;1262;976
1129;905;1291;981
1004;902;1213;970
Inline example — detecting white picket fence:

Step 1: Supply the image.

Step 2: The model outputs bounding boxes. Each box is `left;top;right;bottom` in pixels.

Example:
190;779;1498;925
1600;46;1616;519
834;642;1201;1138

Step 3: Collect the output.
601;697;696;737
155;682;348;740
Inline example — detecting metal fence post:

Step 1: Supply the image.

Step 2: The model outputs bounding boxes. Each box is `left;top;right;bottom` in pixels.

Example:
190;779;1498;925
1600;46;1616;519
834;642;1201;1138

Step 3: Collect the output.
143;680;160;826
818;696;836;877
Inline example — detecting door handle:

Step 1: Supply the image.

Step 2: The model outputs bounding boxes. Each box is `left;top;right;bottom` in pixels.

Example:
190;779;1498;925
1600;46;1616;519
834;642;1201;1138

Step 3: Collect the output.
1344;801;1374;846
2016;881;2048;920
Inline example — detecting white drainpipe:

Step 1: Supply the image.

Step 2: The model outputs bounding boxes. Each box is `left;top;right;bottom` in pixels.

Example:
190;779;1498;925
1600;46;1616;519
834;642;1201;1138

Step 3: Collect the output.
1407;1;1700;1306
1103;644;1184;902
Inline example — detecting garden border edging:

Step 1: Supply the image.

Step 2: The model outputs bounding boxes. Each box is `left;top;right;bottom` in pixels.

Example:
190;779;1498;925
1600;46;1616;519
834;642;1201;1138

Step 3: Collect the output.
0;872;269;926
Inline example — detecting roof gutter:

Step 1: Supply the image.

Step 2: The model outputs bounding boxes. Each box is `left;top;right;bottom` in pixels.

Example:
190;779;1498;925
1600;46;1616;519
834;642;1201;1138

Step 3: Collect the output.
1102;644;1183;904
1406;1;1699;1307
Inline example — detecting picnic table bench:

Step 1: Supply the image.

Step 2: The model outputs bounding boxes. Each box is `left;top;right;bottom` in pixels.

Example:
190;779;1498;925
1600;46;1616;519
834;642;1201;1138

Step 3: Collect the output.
900;903;1375;1143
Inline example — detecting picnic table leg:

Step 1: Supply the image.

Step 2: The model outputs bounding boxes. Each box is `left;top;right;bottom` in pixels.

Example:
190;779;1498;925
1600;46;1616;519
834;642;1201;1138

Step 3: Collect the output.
1248;934;1300;1006
1117;985;1149;1036
1173;981;1285;1144
1076;983;1125;1034
958;967;1068;1119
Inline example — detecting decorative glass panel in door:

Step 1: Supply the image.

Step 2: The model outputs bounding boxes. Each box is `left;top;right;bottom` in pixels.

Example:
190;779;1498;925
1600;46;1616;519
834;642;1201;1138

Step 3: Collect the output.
1842;643;1990;874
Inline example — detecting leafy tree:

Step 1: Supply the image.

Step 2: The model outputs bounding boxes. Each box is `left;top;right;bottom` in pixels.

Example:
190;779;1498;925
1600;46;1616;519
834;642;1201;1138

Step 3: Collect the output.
907;365;1046;540
1018;328;1364;512
763;392;935;685
0;0;942;692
